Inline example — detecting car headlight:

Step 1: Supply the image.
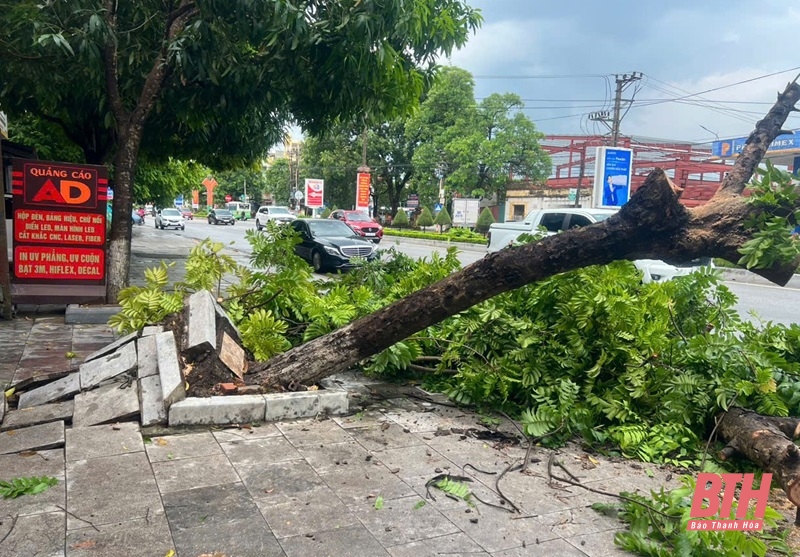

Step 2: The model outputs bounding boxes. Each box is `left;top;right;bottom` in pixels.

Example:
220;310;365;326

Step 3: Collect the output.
323;246;340;256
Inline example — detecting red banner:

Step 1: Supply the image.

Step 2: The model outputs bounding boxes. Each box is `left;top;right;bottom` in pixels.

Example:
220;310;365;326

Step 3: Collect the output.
305;179;324;209
356;173;370;210
14;209;105;245
14;247;105;280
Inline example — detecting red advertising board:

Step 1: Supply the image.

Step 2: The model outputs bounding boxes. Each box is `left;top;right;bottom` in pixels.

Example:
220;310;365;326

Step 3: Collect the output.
11;159;109;303
356;173;371;210
305;179;324;209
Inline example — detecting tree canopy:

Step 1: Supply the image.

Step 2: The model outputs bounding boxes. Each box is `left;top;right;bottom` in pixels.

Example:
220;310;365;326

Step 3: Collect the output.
0;0;482;300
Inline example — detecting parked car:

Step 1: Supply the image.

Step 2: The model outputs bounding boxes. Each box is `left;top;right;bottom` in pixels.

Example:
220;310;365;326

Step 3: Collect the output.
155;208;185;230
330;209;383;243
289;218;378;272
208;208;235;225
255;205;296;230
177;207;193;220
486;208;709;283
132;211;144;225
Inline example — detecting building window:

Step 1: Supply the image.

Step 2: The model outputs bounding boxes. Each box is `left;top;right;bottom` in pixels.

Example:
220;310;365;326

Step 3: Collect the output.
512;205;526;221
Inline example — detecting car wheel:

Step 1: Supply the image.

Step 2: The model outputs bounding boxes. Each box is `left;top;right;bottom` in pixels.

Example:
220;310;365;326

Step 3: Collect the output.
180;225;185;231
311;251;324;273
231;221;235;226
154;221;158;228
256;220;262;231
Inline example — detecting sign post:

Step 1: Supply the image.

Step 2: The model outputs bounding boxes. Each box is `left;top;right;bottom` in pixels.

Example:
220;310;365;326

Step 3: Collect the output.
10;159;109;304
304;179;324;209
355;171;370;211
593;147;633;209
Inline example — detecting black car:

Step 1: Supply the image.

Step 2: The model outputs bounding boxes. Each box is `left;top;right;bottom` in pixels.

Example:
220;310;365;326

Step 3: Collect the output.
208;208;235;225
290;219;377;272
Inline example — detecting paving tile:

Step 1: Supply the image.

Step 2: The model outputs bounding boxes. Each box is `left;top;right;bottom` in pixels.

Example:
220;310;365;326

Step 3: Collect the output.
211;423;282;443
1;400;73;431
279;524;390;557
145;431;221;462
78;340;137;389
151;453;239;494
319;461;417;507
0;420;65;455
163;482;284;557
155;331;184;407
563;530;628;557
0;511;65;557
537;506;621;539
353;494;459;547
442;503;559;553
219;434;304;466
386;532;488;557
276;417;354;447
138;374;166;426
65;423;143;461
257;485;359;538
425;433;520;472
0;449;65;517
348;421;425;452
72;382;140;427
238;459;328;504
492;537;590;556
135;335;158;379
65;516;174;557
66;452;163;530
296;441;372;475
82;331;137;363
373;444;454;480
17;372;80;409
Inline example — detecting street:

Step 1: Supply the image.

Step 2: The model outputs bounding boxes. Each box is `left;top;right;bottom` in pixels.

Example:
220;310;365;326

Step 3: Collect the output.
139;217;800;326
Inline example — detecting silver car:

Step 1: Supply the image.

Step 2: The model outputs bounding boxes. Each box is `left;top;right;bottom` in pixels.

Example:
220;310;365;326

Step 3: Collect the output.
155;208;185;230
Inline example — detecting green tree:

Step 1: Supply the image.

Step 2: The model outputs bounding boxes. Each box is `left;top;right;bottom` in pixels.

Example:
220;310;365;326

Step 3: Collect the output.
417;207;435;231
434;207;452;233
264;158;292;206
393;209;409;229
135;158;210;209
476;207;495;235
320;207;332;219
0;0;481;301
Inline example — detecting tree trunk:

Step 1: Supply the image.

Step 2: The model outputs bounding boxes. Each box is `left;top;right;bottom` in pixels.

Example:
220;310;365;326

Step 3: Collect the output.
717;407;800;506
105;140;137;302
248;80;800;388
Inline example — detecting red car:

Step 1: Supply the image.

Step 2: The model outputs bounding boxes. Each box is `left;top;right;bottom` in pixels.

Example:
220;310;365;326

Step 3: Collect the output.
330;209;383;243
177;207;193;220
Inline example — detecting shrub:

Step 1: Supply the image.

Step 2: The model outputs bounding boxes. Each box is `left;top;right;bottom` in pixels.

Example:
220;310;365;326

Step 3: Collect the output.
433;207;452;233
476;207;495;235
417;207;434;231
393;209;409;229
320;207;332;219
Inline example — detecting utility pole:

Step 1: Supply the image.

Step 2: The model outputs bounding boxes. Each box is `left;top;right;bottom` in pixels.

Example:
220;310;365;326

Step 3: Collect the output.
588;71;642;146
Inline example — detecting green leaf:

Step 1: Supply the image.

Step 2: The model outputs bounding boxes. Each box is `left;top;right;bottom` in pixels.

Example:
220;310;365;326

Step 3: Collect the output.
0;476;58;499
374;496;384;510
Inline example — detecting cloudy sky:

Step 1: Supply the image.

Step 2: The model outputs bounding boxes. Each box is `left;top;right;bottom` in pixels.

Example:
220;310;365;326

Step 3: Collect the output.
445;0;800;143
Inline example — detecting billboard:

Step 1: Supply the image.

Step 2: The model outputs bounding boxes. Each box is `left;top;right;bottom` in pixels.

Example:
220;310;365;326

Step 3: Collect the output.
593;147;632;209
11;159;108;303
304;178;324;208
355;173;370;211
712;131;800;159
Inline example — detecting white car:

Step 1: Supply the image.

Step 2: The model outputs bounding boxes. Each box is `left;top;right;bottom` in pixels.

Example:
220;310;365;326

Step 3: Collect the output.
155;208;185;230
255;205;296;230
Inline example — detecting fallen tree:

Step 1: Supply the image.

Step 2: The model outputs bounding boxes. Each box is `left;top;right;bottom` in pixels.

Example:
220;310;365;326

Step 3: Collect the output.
249;79;800;388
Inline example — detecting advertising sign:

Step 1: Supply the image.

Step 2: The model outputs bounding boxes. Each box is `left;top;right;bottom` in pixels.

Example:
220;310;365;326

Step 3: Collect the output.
11;159;108;303
593;147;633;209
406;194;419;208
356;173;371;210
712;131;800;159
305;178;324;208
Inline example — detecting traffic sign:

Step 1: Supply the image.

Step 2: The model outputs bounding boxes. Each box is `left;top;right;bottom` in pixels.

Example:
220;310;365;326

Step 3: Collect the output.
225;194;232;202
434;203;443;213
294;190;303;201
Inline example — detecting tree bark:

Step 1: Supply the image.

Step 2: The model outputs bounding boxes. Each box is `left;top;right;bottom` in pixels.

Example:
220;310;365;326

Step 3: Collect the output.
717;406;800;506
249;79;800;388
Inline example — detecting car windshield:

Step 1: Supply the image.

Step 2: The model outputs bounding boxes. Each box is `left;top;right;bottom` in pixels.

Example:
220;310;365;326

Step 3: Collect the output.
590;212;614;222
215;210;232;216
345;212;372;222
270;207;291;215
308;220;356;237
162;209;180;216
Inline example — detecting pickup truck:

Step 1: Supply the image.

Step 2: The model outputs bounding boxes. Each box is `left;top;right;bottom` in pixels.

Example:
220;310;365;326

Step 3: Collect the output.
487;207;706;283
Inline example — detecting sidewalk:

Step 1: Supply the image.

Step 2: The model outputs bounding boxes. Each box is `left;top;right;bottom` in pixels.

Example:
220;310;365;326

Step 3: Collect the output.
0;229;795;556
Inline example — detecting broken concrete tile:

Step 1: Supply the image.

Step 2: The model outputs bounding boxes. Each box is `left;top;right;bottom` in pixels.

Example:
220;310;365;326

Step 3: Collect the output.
156;331;185;408
140;325;163;337
0;394;5;425
264;392;320;422
186;290;217;357
83;331;138;363
79;340;137;389
72;383;140;427
0;420;65;454
139;375;167;427
0;400;74;431
219;332;247;380
169;395;265;426
136;335;158;379
18;372;81;409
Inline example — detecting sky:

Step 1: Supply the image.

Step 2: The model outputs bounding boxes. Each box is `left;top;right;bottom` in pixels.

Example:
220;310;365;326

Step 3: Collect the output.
444;0;800;144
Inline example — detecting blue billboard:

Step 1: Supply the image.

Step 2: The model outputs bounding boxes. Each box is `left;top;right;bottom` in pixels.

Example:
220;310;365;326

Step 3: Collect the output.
593;147;633;208
712;131;800;159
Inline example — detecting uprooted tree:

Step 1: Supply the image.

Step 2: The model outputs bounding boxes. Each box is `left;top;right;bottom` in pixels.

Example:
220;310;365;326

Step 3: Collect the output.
247;80;800;504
